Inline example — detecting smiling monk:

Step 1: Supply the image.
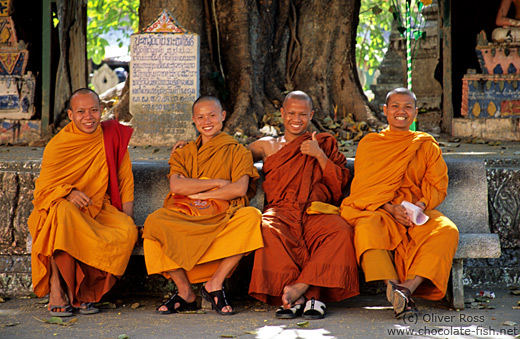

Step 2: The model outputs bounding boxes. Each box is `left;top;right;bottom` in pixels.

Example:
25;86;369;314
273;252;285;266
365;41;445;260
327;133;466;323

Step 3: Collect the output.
248;90;359;320
143;96;263;316
340;88;459;318
29;88;138;317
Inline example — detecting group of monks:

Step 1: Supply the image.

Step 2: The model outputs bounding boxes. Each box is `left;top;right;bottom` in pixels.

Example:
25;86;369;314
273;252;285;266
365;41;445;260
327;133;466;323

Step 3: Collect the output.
28;87;458;320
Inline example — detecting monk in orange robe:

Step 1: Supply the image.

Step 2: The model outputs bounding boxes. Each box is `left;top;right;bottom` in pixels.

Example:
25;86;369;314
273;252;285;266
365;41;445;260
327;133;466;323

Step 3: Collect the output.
340;88;459;318
28;88;138;317
143;96;263;316
248;90;359;320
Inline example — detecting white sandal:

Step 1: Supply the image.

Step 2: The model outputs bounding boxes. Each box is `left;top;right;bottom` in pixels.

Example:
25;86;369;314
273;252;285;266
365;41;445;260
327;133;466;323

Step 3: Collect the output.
303;298;326;319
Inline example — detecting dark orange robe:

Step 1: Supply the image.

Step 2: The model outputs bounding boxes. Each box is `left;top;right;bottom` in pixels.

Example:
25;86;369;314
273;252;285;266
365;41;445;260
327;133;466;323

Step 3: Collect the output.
28;121;138;306
143;132;263;283
249;132;359;305
340;129;459;300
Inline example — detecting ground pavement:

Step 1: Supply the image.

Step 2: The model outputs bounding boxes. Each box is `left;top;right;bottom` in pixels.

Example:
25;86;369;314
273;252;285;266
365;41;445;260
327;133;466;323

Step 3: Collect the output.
0;287;519;339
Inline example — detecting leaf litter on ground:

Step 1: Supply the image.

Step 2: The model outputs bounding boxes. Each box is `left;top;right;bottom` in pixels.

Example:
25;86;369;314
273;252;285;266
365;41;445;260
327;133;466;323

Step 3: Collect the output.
33;316;78;326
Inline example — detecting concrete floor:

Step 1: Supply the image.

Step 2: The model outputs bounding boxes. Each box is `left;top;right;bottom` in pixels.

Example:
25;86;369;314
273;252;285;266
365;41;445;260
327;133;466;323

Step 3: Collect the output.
0;287;518;339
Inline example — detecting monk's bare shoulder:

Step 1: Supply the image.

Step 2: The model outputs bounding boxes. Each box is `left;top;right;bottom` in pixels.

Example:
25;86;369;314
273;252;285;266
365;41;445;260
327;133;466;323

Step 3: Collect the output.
249;136;284;162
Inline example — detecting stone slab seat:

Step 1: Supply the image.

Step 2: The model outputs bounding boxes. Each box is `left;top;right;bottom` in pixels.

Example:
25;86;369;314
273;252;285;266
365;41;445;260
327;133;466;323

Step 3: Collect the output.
132;158;501;310
436;158;501;310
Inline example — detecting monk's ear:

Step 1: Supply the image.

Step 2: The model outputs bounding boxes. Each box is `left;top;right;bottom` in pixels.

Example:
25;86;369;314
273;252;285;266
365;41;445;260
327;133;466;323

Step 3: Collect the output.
221;110;226;121
309;110;314;120
382;105;388;117
67;109;73;120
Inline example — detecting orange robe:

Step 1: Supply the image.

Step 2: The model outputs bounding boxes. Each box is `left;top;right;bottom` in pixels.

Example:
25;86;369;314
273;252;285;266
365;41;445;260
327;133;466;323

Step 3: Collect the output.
249;132;359;306
28;121;138;306
340;129;459;300
143;132;263;283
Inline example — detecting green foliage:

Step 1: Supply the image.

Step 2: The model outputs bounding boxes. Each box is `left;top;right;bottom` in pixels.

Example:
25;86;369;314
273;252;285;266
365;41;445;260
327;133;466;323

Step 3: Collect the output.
87;0;139;65
356;0;393;90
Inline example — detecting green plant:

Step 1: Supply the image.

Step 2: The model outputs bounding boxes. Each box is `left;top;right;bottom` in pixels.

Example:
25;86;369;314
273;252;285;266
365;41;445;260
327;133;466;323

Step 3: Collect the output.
356;0;393;91
87;0;139;65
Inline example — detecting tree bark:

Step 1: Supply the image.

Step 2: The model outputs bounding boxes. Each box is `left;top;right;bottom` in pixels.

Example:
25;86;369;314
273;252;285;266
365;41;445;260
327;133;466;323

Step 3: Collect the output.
138;0;377;136
54;0;88;126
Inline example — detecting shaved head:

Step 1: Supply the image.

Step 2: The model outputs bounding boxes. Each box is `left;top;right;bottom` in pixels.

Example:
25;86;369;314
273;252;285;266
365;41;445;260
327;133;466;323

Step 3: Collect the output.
192;96;223;115
385;87;417;107
282;90;313;110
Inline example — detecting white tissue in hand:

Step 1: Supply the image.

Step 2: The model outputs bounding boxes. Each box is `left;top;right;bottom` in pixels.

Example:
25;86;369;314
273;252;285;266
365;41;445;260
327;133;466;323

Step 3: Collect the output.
400;201;429;225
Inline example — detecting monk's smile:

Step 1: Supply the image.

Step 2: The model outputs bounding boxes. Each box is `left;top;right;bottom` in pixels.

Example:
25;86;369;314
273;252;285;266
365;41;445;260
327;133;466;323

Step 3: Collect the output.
383;93;418;132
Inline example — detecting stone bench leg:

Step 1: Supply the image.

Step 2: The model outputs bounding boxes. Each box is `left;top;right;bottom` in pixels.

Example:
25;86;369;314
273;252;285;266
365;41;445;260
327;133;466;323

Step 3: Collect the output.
448;258;465;310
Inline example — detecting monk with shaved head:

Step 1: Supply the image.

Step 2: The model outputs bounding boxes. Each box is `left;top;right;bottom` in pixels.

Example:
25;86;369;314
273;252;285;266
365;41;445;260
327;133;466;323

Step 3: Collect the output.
341;88;459;318
29;88;138;317
248;90;359;320
143;96;263;316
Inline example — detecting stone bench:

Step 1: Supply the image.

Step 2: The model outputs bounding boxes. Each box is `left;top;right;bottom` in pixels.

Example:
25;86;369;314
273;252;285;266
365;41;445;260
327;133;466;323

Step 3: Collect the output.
133;158;501;310
436;158;501;310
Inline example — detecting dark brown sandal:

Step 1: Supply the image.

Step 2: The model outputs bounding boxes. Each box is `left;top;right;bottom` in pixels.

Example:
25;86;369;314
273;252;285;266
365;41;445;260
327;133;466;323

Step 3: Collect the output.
387;281;418;318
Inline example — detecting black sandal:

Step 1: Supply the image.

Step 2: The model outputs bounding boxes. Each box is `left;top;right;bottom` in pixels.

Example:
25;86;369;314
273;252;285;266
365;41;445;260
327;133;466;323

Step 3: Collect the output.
387;281;418;319
200;286;235;315
156;293;198;314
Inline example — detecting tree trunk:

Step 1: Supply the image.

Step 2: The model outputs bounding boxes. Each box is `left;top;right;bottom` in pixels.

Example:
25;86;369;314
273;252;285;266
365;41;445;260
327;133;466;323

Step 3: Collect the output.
138;0;377;137
54;0;88;127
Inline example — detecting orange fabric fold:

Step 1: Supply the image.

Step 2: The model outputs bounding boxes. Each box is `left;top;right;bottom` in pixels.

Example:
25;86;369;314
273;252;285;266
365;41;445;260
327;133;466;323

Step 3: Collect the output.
249;132;359;305
143;132;263;277
28;122;138;300
340;129;459;300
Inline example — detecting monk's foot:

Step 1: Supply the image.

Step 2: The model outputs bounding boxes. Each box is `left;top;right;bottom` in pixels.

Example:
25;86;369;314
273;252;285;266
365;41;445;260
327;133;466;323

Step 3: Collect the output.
157;290;196;313
78;302;100;315
157;293;198;314
282;283;309;309
386;281;418;319
48;305;74;317
201;285;235;315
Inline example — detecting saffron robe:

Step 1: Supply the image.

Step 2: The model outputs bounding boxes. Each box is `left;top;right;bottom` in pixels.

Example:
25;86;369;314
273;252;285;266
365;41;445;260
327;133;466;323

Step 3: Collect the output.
28;121;138;306
143;132;263;283
340;129;459;300
249;132;359;306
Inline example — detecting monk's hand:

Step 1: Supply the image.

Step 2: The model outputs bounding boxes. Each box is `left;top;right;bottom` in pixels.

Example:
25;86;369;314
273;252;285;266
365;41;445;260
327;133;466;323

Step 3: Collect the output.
415;201;426;210
66;189;93;209
383;203;413;227
214;178;232;188
171;140;188;156
187;193;204;200
300;132;325;159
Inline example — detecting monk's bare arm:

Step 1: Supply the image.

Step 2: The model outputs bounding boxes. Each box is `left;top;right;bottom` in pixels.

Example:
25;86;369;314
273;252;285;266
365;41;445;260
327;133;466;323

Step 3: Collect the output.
496;0;520;27
122;201;134;220
187;175;249;201
170;174;231;196
248;139;268;162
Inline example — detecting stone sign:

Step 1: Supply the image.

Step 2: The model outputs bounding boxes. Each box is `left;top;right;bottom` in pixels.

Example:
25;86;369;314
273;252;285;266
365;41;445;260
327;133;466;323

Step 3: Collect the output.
129;9;199;146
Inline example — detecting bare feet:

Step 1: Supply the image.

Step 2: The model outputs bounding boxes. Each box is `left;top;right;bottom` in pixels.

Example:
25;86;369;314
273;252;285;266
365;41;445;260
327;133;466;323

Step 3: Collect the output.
282;283;309;309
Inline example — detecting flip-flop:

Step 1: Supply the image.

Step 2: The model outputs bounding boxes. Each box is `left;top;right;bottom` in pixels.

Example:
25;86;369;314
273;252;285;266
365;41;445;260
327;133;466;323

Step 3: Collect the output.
156;293;198;314
303;298;326;319
200;286;235;315
275;303;304;319
49;305;74;317
386;281;418;319
78;302;100;315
